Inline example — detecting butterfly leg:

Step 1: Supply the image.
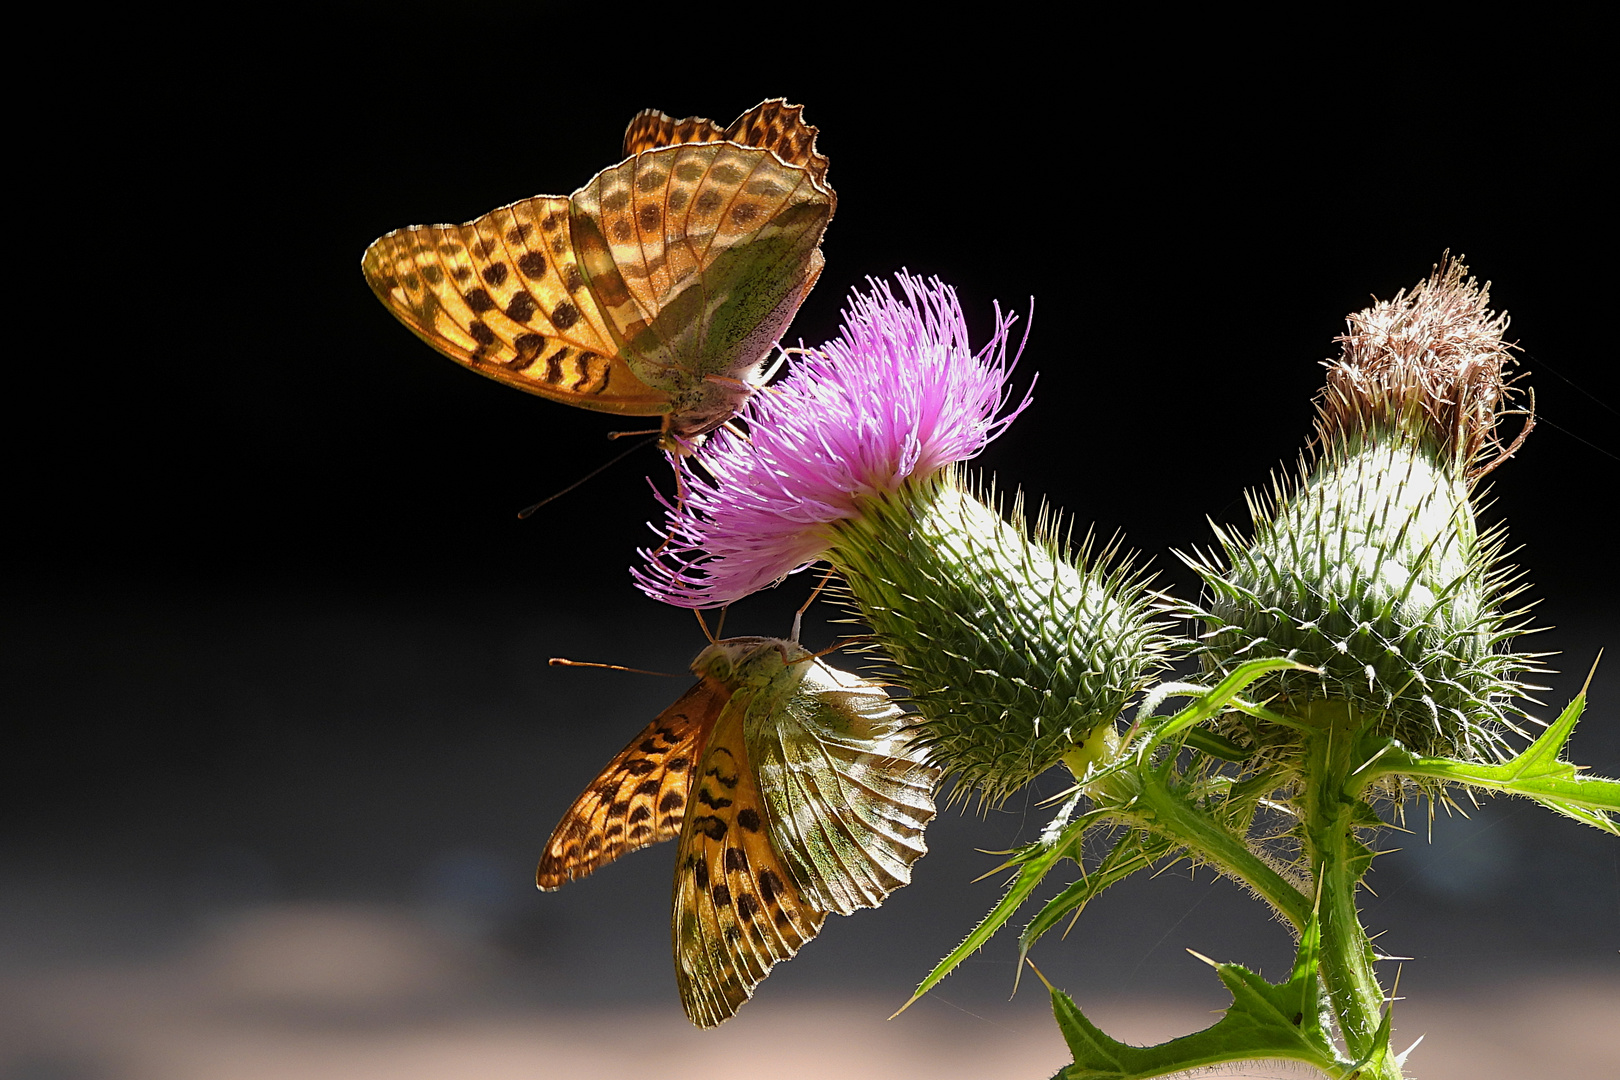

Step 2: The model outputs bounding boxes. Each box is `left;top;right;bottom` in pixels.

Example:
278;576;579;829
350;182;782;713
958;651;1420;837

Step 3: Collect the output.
650;457;699;558
757;342;818;384
789;565;838;644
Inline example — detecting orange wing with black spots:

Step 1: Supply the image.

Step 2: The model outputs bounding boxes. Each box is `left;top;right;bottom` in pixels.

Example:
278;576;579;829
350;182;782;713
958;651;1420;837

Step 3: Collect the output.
672;692;827;1028
622;98;831;197
365;100;833;450
535;678;722;890
362;196;670;417
721;99;831;194
621;109;727;157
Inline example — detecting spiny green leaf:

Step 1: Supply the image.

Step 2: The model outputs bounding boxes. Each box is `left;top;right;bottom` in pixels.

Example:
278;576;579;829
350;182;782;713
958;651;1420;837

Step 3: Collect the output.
896;808;1102;1013
1361;685;1620;833
1044;909;1347;1079
1019;829;1177;963
1183;727;1252;761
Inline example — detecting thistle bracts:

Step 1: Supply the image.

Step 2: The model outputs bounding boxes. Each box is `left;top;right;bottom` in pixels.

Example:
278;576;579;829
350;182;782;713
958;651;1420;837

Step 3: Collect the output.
830;470;1167;803
637;274;1168;801
1183;257;1539;763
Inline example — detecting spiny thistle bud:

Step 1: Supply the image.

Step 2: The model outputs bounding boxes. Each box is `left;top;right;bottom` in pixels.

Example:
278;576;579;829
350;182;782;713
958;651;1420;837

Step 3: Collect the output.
833;473;1165;802
638;274;1168;801
1184;257;1540;761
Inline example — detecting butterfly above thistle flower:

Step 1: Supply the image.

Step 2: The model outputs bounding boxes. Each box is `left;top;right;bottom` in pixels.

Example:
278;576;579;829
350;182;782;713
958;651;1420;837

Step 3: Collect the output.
362;100;835;454
537;636;938;1027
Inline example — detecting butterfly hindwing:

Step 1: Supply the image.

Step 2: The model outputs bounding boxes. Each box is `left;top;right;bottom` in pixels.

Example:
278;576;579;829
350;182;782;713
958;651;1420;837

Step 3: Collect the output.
536;677;722;890
672;682;828;1028
746;654;940;915
569;141;832;414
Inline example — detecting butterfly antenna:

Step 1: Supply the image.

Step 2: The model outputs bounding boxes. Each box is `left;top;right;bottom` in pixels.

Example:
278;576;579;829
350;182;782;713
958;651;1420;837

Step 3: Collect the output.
607;427;661;440
694;607;718;645
549;657;679;677
517;435;659;518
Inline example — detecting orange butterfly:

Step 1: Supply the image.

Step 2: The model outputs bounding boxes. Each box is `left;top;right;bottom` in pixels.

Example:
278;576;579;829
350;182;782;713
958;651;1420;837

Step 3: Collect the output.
538;637;938;1027
362;100;835;453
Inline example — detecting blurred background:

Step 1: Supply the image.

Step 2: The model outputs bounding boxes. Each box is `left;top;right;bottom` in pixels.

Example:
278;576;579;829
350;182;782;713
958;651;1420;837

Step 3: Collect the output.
6;12;1615;1079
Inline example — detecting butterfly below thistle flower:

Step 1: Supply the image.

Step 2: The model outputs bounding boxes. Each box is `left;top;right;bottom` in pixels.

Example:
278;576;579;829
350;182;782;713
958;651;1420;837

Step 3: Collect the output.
537;636;938;1027
362;99;835;454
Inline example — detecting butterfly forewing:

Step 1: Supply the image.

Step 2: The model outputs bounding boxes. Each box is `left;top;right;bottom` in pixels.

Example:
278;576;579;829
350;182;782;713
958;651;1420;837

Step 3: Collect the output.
673;688;827;1028
720;99;833;192
535;678;722;890
621;110;726;158
623;98;831;195
747;655;940;915
362;199;668;416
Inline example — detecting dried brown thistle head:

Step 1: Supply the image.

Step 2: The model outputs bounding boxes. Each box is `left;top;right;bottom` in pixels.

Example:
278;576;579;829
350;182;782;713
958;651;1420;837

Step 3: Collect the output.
1314;254;1534;479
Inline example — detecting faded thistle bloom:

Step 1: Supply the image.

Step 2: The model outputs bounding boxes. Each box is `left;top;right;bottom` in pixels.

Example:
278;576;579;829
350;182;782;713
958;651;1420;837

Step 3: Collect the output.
1183;256;1541;764
639;273;1167;801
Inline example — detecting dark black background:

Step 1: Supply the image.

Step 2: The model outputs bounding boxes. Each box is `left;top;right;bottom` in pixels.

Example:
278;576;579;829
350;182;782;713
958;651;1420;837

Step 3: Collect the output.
7;12;1615;1045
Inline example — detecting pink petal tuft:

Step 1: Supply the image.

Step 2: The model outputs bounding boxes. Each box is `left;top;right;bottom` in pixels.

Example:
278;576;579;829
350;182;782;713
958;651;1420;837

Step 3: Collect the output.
635;272;1033;608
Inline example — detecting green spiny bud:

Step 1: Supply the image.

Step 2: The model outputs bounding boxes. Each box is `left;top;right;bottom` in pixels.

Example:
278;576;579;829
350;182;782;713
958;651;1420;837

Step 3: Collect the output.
1184;257;1540;761
829;469;1169;803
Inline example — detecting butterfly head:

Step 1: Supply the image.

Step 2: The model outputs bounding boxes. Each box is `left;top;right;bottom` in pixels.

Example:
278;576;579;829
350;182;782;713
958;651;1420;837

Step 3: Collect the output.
656;418;710;457
690;636;813;689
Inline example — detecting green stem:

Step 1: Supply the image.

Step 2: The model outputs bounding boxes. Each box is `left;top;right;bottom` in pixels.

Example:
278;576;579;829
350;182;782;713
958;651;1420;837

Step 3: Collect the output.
1299;702;1400;1079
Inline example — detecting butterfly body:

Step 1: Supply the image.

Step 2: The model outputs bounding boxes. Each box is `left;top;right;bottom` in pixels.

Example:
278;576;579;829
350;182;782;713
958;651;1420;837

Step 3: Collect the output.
363;101;834;453
538;637;937;1027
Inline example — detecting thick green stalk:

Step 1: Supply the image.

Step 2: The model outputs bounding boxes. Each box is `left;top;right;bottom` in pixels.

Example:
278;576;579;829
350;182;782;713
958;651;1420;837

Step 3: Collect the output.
1297;702;1399;1078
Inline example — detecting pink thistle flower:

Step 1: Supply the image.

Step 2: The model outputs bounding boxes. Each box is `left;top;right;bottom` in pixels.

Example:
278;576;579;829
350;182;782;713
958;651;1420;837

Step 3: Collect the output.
635;272;1032;608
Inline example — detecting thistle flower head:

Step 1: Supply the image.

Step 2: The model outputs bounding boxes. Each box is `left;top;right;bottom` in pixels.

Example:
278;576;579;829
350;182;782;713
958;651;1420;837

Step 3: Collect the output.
635;272;1031;607
1186;256;1541;764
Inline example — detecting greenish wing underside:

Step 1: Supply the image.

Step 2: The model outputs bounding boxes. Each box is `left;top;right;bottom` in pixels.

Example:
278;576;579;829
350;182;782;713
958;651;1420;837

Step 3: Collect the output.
747;659;941;915
569;142;833;397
